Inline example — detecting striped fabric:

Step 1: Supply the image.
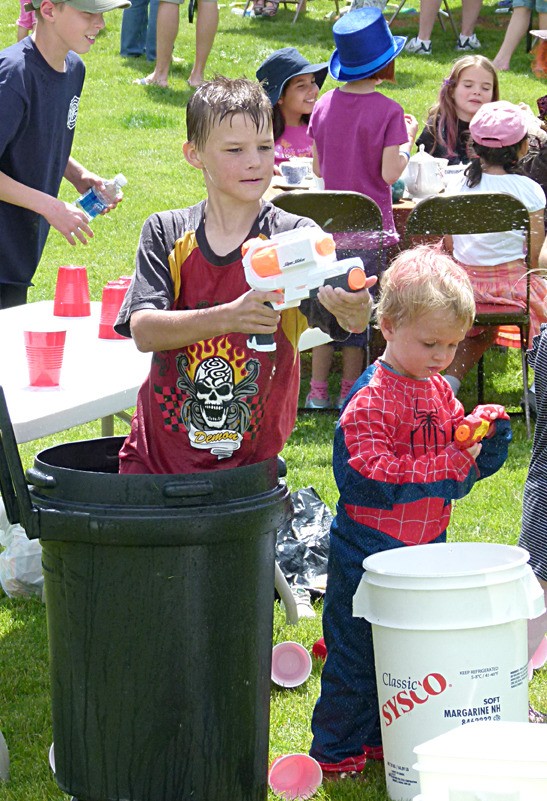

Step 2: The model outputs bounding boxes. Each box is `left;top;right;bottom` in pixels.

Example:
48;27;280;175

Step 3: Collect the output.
520;324;547;582
462;259;547;348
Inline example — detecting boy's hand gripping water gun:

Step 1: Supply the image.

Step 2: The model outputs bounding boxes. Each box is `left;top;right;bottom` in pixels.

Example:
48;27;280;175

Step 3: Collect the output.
242;228;367;351
454;404;510;450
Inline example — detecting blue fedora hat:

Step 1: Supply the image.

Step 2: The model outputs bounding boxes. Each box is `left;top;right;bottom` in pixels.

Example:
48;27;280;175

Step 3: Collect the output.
257;48;329;107
329;8;406;82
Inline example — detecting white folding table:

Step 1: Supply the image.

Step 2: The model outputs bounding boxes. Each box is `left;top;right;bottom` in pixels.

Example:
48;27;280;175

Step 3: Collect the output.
0;301;151;444
0;301;324;621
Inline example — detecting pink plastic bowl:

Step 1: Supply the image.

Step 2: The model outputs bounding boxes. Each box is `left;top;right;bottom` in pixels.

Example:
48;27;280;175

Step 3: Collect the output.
271;641;312;688
268;753;323;800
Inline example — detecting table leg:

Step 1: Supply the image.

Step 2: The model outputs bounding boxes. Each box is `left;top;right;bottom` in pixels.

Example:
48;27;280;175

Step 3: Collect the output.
101;415;114;437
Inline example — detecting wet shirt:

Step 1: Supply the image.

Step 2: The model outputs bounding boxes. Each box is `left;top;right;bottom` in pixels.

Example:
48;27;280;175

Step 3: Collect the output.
116;201;347;474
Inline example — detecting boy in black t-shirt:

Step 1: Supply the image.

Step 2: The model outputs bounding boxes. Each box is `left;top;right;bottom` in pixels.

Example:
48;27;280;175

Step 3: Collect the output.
0;0;129;308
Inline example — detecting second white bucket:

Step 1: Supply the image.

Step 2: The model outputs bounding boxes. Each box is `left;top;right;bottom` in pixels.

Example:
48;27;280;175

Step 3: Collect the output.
353;542;545;801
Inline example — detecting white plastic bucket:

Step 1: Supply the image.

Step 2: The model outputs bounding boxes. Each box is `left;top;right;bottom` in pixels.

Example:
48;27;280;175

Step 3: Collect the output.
353;543;545;801
413;721;547;800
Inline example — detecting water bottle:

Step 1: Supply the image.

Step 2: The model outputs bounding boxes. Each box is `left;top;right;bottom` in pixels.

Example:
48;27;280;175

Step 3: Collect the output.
75;173;127;220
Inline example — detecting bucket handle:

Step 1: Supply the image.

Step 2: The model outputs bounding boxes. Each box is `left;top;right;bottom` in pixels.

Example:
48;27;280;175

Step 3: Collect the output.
0;386;39;538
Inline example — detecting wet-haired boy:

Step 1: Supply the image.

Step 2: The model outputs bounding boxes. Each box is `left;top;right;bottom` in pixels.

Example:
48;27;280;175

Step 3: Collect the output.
116;76;375;474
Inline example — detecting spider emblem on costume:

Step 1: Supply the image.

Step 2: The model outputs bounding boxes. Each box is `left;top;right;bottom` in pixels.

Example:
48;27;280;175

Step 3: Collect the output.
410;401;447;456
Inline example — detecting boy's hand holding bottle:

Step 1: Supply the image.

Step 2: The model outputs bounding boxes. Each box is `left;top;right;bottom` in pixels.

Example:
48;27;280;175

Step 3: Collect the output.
75;172;127;220
44;170;126;246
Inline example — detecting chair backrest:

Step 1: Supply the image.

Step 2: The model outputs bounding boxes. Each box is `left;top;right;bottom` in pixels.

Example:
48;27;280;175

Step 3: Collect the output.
405;192;530;239
272;190;383;236
405;192;531;309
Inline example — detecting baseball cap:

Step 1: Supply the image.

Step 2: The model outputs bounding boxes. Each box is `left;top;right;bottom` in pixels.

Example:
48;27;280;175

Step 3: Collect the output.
256;48;328;107
469;101;528;148
25;0;131;11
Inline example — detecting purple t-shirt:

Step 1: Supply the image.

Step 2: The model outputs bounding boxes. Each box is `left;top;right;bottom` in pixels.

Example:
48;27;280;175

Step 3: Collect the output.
308;88;408;245
275;124;313;165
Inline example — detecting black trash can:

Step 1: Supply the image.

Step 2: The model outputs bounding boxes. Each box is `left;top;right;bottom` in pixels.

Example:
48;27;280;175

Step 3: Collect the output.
0;398;291;801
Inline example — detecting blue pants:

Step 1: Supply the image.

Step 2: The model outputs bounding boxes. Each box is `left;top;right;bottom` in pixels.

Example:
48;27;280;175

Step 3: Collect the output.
120;0;159;61
310;506;445;765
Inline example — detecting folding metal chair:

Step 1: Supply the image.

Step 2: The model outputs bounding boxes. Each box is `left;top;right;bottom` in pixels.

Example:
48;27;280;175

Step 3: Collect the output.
271;189;383;241
242;0;312;23
387;0;458;39
405;193;532;437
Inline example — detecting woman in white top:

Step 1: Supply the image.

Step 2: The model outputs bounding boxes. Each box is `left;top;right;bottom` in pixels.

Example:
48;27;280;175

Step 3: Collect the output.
443;101;546;396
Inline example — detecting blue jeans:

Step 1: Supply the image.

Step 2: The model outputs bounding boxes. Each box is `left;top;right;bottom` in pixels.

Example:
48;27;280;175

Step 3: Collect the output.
310;506;446;765
120;0;159;61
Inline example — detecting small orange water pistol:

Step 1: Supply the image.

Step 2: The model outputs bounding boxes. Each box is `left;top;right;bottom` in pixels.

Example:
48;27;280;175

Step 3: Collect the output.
242;228;367;351
454;414;491;449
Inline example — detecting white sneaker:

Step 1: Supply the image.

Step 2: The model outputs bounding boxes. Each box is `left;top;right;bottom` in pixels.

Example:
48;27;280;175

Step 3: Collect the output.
405;37;432;55
286;586;316;618
456;33;481;51
305;393;332;409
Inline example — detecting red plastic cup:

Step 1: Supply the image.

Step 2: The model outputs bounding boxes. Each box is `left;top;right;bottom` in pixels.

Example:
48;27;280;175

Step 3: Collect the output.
271;641;312;688
24;330;66;388
311;637;327;662
268;754;323;800
53;265;90;317
98;282;128;340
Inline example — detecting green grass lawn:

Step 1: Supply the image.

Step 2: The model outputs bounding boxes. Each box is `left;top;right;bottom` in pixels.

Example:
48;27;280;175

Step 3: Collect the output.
0;2;546;800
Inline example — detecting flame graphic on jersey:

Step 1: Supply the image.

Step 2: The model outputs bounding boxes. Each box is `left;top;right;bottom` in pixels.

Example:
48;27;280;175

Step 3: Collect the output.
185;337;248;384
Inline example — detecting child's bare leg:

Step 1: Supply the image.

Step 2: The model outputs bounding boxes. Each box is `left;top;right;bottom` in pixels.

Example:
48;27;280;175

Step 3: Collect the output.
341;346;364;382
339;346;365;404
492;7;532;71
311;344;334;383
306;344;334;407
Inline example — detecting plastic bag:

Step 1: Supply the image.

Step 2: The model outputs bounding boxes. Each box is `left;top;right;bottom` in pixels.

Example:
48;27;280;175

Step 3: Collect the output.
0;498;44;600
276;487;332;593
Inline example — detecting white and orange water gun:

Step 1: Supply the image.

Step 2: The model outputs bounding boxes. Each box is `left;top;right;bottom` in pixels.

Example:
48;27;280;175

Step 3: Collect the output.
242;228;367;351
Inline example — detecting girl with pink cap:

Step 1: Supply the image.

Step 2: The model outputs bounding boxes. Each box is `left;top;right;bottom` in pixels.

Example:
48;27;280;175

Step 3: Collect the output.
443;100;547;397
304;7;418;410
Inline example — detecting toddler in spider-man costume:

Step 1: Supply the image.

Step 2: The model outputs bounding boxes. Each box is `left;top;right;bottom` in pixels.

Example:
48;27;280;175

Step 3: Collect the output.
310;244;512;779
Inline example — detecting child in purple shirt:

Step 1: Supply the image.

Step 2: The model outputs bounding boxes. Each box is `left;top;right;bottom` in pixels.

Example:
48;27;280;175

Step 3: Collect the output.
305;8;418;409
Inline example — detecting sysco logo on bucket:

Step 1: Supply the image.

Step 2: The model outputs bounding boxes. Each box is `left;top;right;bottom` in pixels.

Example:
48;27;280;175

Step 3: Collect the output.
381;672;447;726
